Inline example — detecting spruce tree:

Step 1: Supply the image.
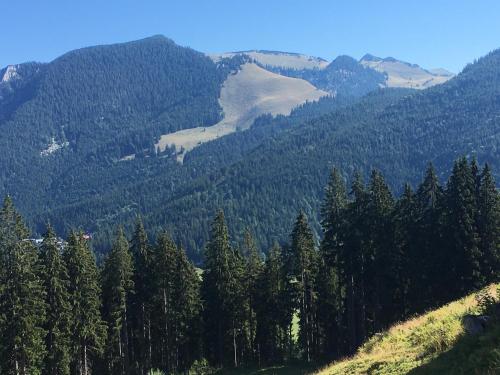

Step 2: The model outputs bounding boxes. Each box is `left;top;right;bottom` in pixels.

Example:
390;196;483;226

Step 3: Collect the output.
344;172;369;352
40;224;71;375
412;163;445;309
289;212;319;362
241;229;264;362
0;196;47;375
392;184;416;318
150;231;177;373
172;245;202;371
129;217;153;374
366;170;394;331
64;231;106;375
444;158;482;295
102;227;134;375
477;164;500;281
318;168;348;358
201;210;245;367
255;243;292;364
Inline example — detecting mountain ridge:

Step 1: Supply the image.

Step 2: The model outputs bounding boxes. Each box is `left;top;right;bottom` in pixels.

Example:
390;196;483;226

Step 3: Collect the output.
0;35;497;259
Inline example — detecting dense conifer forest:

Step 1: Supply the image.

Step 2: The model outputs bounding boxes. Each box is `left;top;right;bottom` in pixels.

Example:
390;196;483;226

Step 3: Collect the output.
1;157;498;374
1;37;499;262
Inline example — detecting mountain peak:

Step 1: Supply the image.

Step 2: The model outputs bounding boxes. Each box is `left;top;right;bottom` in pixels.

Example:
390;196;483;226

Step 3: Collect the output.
1;65;19;83
360;54;454;89
360;53;382;62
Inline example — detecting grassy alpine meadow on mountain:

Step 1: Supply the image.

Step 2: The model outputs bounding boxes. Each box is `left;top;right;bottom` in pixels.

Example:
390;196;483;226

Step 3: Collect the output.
1;2;500;374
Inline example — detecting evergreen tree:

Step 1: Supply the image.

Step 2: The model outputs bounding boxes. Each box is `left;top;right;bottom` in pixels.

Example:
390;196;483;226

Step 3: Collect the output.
366;170;395;331
444;158;482;295
150;231;177;373
64;231;106;375
289;212;319;362
171;245;202;371
477;164;500;281
241;229;264;362
344;172;369;352
40;224;71;375
0;196;47;375
102;227;134;375
201;210;245;367
392;184;416;318
411;163;444;309
318;168;348;358
129;218;153;374
255;243;291;364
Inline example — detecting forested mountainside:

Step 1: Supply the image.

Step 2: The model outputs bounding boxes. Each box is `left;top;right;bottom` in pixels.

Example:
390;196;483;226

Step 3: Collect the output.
140;48;499;258
1;158;498;374
39;89;410;258
53;47;498;260
0;36;498;260
0;35;244;214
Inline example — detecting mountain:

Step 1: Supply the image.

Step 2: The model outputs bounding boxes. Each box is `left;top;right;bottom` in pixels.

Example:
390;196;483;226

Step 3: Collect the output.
316;284;500;374
360;53;454;89
0;36;497;259
227;49;454;93
211;50;329;70
122;48;499;257
0;36;339;255
155;62;327;162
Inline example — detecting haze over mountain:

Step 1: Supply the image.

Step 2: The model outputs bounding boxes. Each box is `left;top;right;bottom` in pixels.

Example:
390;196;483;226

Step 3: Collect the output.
218;50;454;92
0;35;497;258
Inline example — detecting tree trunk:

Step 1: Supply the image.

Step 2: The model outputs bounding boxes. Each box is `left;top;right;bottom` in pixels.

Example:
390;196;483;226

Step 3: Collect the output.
83;344;88;375
233;327;238;368
163;288;169;372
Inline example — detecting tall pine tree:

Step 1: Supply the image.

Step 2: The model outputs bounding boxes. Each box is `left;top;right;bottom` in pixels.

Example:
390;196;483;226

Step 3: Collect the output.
150;231;178;373
40;224;71;375
255;243;291;364
241;229;264;362
172;245;202;371
129;218;153;374
64;231;106;375
101;227;134;375
477;164;500;281
444;158;482;295
0;196;47;375
288;212;319;362
201;210;245;367
318;168;348;358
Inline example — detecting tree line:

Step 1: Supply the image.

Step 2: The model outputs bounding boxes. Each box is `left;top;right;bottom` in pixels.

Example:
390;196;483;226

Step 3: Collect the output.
0;157;498;374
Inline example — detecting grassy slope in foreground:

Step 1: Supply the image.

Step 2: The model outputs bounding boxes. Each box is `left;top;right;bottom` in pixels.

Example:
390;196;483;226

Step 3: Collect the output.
316;284;500;375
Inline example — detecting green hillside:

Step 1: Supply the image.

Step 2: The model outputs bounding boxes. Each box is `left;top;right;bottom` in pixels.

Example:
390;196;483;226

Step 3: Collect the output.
1;37;499;259
0;35;229;221
148;48;500;255
316;284;500;375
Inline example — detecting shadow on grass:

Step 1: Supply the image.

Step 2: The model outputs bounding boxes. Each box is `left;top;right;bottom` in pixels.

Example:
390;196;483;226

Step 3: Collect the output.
408;321;500;375
214;360;318;375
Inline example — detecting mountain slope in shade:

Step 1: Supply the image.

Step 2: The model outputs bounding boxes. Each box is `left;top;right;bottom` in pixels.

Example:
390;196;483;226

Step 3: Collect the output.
360;54;454;89
155;62;328;161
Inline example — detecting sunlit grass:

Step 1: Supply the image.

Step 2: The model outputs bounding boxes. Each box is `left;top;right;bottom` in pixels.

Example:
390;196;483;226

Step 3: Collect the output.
315;284;499;375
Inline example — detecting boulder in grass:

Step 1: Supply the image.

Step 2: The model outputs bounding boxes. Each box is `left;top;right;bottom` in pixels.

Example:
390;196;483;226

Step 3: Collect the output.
462;314;490;335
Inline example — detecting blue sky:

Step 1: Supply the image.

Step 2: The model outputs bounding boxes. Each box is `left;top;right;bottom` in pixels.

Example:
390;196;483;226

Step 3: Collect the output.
2;0;499;73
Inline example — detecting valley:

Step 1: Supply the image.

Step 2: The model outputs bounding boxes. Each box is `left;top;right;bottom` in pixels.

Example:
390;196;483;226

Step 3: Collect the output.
0;36;498;260
0;6;499;373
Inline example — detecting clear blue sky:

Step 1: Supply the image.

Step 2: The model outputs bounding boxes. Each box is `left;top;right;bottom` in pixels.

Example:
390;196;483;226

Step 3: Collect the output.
2;0;500;73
